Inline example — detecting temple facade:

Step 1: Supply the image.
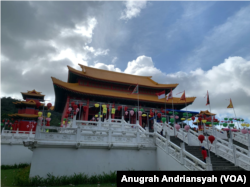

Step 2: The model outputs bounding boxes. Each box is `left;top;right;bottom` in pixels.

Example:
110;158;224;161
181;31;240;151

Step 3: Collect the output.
8;90;50;132
52;64;196;126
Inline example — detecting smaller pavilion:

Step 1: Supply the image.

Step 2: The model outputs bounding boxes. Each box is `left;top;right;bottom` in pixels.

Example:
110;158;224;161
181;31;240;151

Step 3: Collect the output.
8;90;51;132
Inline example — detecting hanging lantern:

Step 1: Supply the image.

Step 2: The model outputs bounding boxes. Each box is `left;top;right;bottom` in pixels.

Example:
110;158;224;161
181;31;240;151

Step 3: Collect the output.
224;118;228;120
2;120;5;123
68;107;72;112
157;113;161;118
170;115;174;118
140;108;144;112
46;118;51;122
142;114;147;117
83;106;87;112
27;125;29;128
191;116;195;121
111;108;116;114
150;112;154;117
47;112;51;117
196;119;200;123
102;104;107;108
36;101;41;109
174;112;178;115
187;118;191;121
149;115;151;117
208;135;215;144
47;103;52;110
184;125;190;131
181;118;185;121
38;112;42;117
170;118;175;123
138;111;142;116
63;118;67;121
118;106;122;111
223;123;228;127
241;129;248;134
188;114;192;117
161;110;165;113
73;112;76;115
162;117;166;123
63;121;65;124
124;106;128;111
76;108;79;113
241;119;244;122
73;105;77;111
229;118;233;121
95;114;98;117
241;123;246;127
65;114;68;118
133;108;137;112
130;110;134;116
198;117;202;121
175;116;179;119
229;124;234;127
168;111;173;114
71;101;75;107
125;111;128;116
246;124;250;127
202;120;207;123
183;113;188;116
175;124;180;131
103;108;107;114
95;103;99;108
100;115;103;118
198;135;205;143
67;111;70;115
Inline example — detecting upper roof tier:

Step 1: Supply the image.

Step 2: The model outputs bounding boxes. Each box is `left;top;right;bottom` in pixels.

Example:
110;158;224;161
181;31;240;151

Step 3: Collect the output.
52;77;195;105
67;64;179;89
21;89;45;100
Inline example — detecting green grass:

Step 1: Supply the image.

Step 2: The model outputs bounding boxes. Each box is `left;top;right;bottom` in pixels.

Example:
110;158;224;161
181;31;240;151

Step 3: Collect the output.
1;168;117;187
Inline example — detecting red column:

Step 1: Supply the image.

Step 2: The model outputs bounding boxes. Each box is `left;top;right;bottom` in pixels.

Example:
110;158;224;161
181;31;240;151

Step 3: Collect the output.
61;96;70;124
84;99;89;121
139;116;142;127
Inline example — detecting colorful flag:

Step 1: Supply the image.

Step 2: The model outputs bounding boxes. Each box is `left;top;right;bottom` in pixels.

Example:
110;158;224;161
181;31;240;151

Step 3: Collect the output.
180;91;186;101
227;98;234;108
167;89;173;101
156;90;165;99
130;84;139;94
204;90;210;106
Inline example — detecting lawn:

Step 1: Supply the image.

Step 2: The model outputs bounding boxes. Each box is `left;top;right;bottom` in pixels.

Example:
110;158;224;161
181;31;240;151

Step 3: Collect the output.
1;169;117;187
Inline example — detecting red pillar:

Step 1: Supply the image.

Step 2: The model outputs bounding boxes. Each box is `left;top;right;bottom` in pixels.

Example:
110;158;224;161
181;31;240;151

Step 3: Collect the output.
84;99;89;121
61;96;70;124
139;116;142;127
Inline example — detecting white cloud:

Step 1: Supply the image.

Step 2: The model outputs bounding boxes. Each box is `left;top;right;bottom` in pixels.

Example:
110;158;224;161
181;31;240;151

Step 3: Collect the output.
91;62;122;72
123;55;250;123
120;1;147;20
112;57;118;64
185;4;250;70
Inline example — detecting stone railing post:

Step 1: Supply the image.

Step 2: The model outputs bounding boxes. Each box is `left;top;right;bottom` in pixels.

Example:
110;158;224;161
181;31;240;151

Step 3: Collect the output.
122;119;124;131
206;157;213;171
108;124;112;144
180;142;185;164
136;125;140;144
233;145;238;166
162;122;166;137
72;115;77;128
76;127;81;142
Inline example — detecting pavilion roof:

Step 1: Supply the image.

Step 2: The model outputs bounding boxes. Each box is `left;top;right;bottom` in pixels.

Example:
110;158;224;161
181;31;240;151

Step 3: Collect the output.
52;77;196;105
21;89;45;99
196;110;216;116
67;64;179;89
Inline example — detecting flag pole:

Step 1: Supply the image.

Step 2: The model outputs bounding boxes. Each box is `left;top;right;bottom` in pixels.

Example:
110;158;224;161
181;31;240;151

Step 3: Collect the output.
138;84;139;125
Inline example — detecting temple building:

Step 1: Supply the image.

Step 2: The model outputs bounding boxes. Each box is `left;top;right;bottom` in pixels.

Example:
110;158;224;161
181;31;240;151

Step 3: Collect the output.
52;64;196;126
8;90;51;131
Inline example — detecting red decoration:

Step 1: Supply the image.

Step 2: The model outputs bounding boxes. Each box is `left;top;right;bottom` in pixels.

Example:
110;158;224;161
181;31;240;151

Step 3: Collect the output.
161;110;165;113
191;116;195;121
71;116;73;119
118;106;122;111
47;103;52;110
2;120;5;122
36;101;41;109
67;111;70;114
198;117;202;121
83;106;87;112
71;101;75;107
124;106;128;111
73;112;76;115
7;120;10;123
65;114;68;118
208;135;215;144
15;120;18;123
198;135;205;143
166;111;169;114
150;112;154;117
73;104;77;111
157;113;161;118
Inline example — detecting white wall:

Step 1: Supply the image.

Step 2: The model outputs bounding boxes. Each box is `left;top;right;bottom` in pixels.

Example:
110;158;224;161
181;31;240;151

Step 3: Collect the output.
156;147;187;170
29;148;157;178
1;144;33;165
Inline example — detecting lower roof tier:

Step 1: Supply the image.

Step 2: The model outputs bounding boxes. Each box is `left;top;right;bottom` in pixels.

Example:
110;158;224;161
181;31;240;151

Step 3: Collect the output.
52;77;196;113
8;114;39;118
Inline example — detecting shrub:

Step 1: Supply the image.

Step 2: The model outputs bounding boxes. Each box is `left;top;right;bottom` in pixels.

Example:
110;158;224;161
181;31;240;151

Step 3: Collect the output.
1;163;30;170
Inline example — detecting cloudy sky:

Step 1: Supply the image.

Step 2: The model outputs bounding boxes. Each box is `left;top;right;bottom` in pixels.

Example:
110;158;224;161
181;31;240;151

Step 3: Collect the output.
1;1;250;123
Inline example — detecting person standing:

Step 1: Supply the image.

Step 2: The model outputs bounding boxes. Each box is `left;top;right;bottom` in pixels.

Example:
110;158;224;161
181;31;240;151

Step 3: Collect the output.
201;147;207;163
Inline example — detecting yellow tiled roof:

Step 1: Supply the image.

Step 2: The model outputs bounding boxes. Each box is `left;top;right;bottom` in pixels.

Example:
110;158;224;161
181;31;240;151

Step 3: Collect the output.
67;64;179;89
52;77;196;105
21;89;45;97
